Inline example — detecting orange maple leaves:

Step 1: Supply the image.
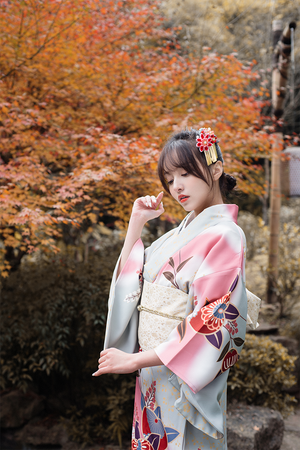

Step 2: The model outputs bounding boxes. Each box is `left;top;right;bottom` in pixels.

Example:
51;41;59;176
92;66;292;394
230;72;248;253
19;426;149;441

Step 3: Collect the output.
0;0;270;275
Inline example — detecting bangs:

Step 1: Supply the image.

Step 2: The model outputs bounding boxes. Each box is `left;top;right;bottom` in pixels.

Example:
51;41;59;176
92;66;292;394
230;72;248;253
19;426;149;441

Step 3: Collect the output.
158;139;210;193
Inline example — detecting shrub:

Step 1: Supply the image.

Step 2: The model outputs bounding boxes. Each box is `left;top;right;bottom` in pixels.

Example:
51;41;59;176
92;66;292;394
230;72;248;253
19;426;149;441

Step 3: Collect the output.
61;374;135;446
0;238;136;445
228;333;297;416
0;248;114;391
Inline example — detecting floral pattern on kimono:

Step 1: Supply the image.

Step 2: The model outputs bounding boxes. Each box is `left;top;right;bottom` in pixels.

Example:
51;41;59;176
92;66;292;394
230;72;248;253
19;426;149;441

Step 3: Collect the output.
104;204;248;450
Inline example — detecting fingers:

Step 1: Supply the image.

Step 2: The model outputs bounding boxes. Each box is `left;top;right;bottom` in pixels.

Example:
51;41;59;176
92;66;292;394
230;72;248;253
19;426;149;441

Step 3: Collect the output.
157;201;164;212
142;192;164;208
92;368;104;377
92;350;108;376
143;195;156;208
92;348;136;376
155;191;164;205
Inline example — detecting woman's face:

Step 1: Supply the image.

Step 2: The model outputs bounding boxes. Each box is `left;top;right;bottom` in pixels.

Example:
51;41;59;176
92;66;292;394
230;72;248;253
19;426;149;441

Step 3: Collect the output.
164;164;223;216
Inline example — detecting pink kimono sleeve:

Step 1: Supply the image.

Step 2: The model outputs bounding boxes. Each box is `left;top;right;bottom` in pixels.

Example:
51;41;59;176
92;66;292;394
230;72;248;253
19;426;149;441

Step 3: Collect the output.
154;231;247;394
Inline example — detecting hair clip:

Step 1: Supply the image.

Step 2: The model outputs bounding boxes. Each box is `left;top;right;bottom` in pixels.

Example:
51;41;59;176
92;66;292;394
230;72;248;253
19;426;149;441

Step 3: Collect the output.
196;128;219;166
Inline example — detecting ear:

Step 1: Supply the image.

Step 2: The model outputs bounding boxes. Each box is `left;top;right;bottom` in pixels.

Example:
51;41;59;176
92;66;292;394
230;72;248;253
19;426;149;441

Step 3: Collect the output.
211;161;223;181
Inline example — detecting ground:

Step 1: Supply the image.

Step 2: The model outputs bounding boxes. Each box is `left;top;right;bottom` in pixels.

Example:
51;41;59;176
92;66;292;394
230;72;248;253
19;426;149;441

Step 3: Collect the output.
281;404;300;450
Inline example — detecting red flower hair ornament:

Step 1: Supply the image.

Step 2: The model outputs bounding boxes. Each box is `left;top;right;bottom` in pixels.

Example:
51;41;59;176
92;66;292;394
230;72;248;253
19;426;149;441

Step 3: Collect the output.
196;127;220;166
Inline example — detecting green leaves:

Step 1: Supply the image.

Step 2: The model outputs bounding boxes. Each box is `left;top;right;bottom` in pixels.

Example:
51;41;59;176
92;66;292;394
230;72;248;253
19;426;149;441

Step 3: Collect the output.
0;245;118;390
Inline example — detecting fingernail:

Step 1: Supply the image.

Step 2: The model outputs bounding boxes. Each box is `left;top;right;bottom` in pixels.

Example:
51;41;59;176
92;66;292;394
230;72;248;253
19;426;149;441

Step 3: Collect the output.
92;372;96;376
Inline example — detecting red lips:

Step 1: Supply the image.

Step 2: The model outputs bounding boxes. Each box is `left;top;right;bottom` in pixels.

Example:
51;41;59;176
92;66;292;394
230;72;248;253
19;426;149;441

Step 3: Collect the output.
178;194;189;203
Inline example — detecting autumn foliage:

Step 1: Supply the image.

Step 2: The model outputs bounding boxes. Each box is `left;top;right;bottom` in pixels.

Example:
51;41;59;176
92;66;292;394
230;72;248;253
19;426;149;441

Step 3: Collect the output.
0;0;270;275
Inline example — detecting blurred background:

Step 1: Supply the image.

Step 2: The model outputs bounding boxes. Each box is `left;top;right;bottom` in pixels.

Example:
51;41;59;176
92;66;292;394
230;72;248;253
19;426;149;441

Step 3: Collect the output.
0;0;299;449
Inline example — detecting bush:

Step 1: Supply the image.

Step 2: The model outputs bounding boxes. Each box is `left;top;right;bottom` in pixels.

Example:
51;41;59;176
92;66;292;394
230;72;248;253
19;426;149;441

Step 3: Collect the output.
61;374;135;446
0;249;113;391
0;239;136;445
228;333;297;416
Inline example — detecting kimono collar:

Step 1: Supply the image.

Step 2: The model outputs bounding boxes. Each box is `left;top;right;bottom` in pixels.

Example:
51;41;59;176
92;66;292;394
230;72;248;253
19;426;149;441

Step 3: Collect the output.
179;204;238;233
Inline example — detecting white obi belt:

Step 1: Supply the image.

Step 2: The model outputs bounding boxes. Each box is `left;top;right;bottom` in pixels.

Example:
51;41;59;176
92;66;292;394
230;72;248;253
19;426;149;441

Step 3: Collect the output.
138;280;261;351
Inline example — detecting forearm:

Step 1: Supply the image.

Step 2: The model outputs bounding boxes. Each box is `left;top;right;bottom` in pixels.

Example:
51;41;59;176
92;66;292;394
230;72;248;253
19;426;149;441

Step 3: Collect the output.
132;349;163;371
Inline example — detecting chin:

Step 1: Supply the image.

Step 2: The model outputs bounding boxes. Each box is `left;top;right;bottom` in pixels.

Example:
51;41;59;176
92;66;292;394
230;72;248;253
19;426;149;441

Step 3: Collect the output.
181;205;193;212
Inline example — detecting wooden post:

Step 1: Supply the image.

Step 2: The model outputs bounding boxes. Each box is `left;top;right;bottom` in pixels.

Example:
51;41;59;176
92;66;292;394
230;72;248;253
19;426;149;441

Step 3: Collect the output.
262;157;270;225
267;20;296;303
267;133;282;303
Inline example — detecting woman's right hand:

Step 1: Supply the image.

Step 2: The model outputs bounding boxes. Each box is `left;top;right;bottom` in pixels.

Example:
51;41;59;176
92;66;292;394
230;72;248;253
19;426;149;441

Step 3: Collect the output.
131;191;164;224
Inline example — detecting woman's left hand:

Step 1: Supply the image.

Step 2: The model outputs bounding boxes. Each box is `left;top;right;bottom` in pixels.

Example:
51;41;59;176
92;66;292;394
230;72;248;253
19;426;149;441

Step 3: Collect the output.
92;348;163;377
92;348;138;376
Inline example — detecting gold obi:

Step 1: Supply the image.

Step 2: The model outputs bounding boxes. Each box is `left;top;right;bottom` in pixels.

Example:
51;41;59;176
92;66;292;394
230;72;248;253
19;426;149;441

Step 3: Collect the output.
137;281;261;351
137;280;188;351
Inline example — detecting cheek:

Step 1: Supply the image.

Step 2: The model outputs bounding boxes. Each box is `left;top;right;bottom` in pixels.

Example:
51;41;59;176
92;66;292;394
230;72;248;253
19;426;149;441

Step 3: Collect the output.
169;187;177;200
168;186;179;201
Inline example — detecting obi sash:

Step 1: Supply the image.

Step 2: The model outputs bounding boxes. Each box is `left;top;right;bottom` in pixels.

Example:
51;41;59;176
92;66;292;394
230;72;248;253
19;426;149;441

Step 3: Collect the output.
137;281;260;351
137;280;188;351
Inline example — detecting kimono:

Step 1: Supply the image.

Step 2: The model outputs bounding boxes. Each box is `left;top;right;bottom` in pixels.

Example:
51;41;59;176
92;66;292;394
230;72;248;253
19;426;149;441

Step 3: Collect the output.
104;204;248;450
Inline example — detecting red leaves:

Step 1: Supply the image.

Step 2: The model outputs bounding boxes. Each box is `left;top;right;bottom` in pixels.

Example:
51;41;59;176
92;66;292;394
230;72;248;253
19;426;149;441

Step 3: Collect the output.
0;0;270;276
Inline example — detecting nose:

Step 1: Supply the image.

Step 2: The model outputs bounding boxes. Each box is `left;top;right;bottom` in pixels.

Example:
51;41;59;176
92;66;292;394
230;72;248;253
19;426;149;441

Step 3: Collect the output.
173;177;183;192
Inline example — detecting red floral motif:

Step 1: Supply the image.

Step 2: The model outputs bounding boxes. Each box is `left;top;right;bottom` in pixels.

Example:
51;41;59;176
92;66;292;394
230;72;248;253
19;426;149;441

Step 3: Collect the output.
144;381;156;410
196;128;217;152
225;320;238;335
200;293;231;332
221;348;239;373
190;292;234;334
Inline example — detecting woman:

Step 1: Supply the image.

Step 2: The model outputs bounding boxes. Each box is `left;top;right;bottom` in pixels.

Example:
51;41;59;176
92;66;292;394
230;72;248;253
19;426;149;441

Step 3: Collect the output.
93;128;250;450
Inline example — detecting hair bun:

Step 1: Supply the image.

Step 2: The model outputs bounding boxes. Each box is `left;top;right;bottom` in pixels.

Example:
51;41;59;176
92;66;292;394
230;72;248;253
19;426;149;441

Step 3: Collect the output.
225;173;237;191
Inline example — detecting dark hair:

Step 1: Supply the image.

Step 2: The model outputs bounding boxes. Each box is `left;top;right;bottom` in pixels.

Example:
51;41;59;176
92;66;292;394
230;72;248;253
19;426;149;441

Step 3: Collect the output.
157;129;236;198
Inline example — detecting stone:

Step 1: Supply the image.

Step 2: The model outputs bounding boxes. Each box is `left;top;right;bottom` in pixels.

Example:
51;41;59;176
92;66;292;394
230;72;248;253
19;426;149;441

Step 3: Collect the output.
62;444;130;450
18;416;69;447
247;323;279;335
227;404;284;450
269;336;299;357
281;405;300;450
0;390;45;428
